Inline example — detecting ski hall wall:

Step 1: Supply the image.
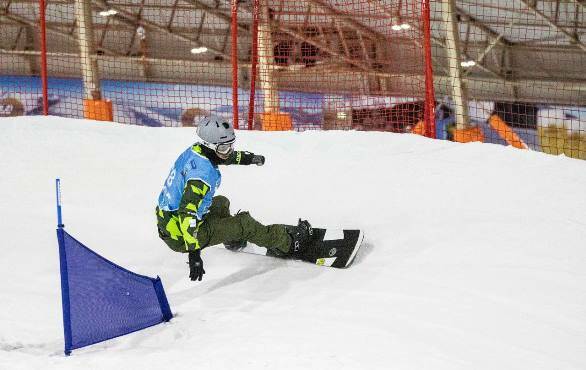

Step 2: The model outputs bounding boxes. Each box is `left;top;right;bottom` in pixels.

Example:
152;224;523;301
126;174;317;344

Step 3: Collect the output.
0;0;584;158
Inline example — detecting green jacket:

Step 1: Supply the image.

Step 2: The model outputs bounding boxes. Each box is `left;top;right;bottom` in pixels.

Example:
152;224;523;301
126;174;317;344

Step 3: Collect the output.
156;144;259;252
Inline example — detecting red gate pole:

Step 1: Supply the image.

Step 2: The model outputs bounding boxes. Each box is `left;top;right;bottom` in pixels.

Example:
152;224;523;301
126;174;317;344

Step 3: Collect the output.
39;0;49;115
422;0;436;138
247;0;260;130
231;0;239;129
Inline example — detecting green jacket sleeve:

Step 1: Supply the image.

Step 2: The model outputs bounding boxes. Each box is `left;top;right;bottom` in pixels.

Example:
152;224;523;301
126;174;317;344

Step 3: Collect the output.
224;151;257;165
177;179;210;251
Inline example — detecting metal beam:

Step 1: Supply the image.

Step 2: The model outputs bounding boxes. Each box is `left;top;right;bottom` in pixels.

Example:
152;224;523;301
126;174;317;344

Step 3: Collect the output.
257;0;279;113
431;32;507;80
3;0;12;13
9;12;584;33
515;30;586;45
299;0;445;75
75;0;101;99
362;0;400;24
220;26;230;54
272;21;372;72
333;20;351;59
244;0;392;74
3;48;584;85
356;31;372;65
316;25;329;48
456;4;517;78
569;0;586;12
463;20;471;55
0;13;122;55
456;6;514;47
0;20;246;36
93;0;235;60
98;16;111;49
24;25;38;73
463;19;516;77
3;49;585;104
11;25;24;50
441;0;469;128
363;0;488;77
0;48;251;66
360;0;509;80
304;0;382;40
195;12;206;41
519;0;586;53
181;0;248;33
238;0;386;74
166;0;180;30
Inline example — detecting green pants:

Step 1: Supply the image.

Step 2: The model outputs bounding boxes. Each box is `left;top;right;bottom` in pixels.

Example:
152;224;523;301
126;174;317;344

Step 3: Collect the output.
157;196;291;254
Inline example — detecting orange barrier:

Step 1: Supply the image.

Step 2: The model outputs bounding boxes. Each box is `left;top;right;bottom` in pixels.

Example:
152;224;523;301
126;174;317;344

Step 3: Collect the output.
261;112;292;131
453;125;484;143
412;120;426;136
83;99;113;121
488;114;528;149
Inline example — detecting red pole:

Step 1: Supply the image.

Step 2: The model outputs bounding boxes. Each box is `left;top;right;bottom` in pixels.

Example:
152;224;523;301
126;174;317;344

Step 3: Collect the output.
422;0;436;138
231;0;239;129
247;0;260;130
39;0;49;115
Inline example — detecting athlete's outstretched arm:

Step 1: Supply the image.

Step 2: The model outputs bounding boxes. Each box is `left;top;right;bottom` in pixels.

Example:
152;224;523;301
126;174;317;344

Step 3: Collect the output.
224;151;265;166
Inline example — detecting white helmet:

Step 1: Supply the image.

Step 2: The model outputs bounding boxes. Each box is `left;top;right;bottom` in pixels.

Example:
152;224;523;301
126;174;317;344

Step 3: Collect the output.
196;115;236;159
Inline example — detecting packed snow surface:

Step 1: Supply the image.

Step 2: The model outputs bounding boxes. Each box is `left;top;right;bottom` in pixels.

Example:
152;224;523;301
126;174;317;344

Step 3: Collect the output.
1;116;585;370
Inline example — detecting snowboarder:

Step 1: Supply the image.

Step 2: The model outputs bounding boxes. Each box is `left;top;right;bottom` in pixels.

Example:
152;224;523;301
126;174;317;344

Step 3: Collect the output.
155;115;313;281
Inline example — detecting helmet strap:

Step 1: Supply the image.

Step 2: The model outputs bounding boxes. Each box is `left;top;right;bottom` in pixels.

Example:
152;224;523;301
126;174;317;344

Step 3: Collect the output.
198;142;228;165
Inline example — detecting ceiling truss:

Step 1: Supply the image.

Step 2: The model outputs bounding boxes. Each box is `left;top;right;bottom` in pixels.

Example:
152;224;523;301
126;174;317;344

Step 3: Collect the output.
0;0;585;104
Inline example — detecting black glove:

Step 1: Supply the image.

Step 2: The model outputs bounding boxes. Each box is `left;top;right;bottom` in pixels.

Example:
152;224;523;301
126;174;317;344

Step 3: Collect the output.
252;155;265;166
237;151;264;166
188;250;205;281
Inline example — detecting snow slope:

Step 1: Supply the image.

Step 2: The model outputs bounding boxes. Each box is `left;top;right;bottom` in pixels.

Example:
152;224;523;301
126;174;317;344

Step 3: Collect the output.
1;116;585;370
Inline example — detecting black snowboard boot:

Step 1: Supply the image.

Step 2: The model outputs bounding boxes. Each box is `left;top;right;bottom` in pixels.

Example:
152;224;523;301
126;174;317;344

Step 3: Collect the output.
287;219;313;258
224;240;247;252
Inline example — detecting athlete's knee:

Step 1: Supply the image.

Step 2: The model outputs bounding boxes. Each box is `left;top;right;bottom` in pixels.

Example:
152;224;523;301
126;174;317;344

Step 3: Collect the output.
233;210;251;221
211;195;230;217
233;211;259;230
213;195;230;208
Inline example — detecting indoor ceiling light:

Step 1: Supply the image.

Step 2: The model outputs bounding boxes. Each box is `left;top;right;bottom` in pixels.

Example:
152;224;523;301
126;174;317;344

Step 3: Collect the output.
190;47;208;54
98;9;118;17
392;23;411;31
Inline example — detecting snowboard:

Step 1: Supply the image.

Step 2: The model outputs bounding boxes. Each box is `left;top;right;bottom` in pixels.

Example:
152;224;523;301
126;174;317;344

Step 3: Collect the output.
224;228;364;268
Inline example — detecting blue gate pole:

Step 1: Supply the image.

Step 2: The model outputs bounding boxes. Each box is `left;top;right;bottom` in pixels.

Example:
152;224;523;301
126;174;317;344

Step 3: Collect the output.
56;178;72;355
56;178;64;228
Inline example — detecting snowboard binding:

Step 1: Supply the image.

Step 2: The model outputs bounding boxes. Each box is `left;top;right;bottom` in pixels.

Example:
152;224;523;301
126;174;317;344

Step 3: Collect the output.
287;219;313;258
